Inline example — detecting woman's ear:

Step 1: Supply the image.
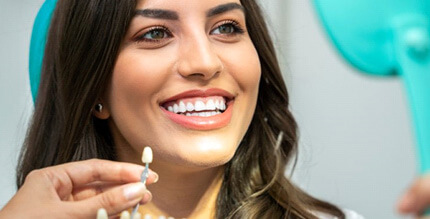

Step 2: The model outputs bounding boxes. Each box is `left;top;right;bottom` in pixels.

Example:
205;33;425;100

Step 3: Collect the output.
92;102;110;120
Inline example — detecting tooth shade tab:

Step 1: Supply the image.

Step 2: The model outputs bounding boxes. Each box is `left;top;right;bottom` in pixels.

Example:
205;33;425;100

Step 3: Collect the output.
142;146;153;163
163;96;227;114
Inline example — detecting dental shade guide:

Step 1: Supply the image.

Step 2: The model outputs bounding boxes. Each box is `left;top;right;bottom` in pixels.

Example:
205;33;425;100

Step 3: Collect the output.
131;147;153;219
96;209;141;219
97;147;153;219
96;208;108;219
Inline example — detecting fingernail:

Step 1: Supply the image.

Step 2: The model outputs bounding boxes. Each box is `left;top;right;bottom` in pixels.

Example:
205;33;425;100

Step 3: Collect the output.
139;191;152;204
123;183;146;201
152;172;159;183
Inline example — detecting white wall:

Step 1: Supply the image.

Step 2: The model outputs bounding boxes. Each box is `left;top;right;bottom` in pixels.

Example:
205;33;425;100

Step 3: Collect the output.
0;0;417;218
0;0;43;207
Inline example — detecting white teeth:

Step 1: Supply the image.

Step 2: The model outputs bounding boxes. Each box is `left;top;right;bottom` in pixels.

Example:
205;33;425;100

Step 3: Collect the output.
186;102;194;111
165;98;228;115
206;99;216;110
220;100;226;111
181;111;221;117
179;101;186;113
194;101;206;111
173;104;179;113
215;100;220;109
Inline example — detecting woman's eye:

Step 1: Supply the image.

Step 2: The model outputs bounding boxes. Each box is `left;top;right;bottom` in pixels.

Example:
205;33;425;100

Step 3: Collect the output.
211;21;245;35
214;24;235;34
135;27;172;42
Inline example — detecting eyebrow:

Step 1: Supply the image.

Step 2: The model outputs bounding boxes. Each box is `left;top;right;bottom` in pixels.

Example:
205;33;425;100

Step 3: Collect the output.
135;9;179;20
207;3;245;17
134;2;244;20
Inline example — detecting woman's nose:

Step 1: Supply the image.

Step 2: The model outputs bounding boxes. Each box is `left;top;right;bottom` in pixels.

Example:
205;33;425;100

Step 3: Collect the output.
176;35;223;80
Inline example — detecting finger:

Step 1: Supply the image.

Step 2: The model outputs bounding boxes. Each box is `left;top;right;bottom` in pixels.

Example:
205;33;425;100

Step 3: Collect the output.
412;179;430;214
74;182;152;216
71;171;158;201
398;175;430;214
398;188;416;214
56;159;148;184
40;159;158;199
72;182;122;201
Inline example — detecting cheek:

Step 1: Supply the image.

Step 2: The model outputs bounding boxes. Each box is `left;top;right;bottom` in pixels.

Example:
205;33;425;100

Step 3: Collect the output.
219;41;261;144
106;49;177;154
108;50;170;109
222;41;261;97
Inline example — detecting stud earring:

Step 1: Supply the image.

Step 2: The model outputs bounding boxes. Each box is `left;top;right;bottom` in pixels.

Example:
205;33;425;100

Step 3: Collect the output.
95;103;103;112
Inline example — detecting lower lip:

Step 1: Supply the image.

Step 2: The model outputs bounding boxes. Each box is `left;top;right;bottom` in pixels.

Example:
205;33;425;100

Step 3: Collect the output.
161;101;234;130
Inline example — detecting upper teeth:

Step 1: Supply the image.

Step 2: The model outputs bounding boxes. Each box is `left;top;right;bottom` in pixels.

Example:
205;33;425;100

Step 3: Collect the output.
166;98;226;114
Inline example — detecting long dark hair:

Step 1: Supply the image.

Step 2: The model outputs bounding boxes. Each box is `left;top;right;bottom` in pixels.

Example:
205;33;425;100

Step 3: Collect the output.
17;0;345;218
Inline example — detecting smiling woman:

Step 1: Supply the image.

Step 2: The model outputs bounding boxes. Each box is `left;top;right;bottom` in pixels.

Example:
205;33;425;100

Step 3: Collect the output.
0;0;363;218
108;1;261;174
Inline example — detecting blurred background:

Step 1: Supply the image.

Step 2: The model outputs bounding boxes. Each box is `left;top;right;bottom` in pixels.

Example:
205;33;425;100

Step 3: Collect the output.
0;0;417;218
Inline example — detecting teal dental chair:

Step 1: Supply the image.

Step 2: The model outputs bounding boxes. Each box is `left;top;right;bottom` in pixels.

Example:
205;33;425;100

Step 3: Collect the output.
29;0;57;102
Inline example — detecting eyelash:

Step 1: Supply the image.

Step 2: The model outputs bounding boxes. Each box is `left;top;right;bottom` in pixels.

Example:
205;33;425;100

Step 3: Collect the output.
133;20;245;44
213;20;245;35
134;26;172;43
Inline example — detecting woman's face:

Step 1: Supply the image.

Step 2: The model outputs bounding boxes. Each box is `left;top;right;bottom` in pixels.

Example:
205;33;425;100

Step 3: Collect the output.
106;0;261;168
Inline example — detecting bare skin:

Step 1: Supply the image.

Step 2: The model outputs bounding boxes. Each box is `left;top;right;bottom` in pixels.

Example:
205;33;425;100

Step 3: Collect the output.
103;0;260;217
1;0;260;218
143;165;223;218
0;159;158;218
398;174;430;219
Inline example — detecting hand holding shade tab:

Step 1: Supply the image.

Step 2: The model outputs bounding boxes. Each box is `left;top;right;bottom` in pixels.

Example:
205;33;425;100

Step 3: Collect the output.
96;147;153;219
313;0;430;213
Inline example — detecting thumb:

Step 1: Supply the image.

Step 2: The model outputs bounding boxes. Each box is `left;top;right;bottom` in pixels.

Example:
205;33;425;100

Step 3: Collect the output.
397;189;416;214
73;182;152;217
398;175;430;215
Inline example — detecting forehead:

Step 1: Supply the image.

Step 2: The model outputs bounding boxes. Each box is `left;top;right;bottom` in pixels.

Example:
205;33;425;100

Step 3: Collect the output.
136;0;243;12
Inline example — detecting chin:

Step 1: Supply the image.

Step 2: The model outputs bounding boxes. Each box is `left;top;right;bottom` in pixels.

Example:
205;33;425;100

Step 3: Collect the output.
156;136;239;169
184;149;235;168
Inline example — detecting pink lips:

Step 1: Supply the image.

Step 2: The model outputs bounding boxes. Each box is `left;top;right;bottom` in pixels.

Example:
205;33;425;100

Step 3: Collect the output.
160;88;235;130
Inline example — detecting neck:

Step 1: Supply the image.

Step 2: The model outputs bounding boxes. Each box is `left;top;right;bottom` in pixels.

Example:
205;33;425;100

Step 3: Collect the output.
145;161;224;218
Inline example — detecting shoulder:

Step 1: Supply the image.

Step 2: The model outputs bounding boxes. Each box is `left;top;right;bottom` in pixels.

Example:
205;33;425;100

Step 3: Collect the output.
313;209;365;219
